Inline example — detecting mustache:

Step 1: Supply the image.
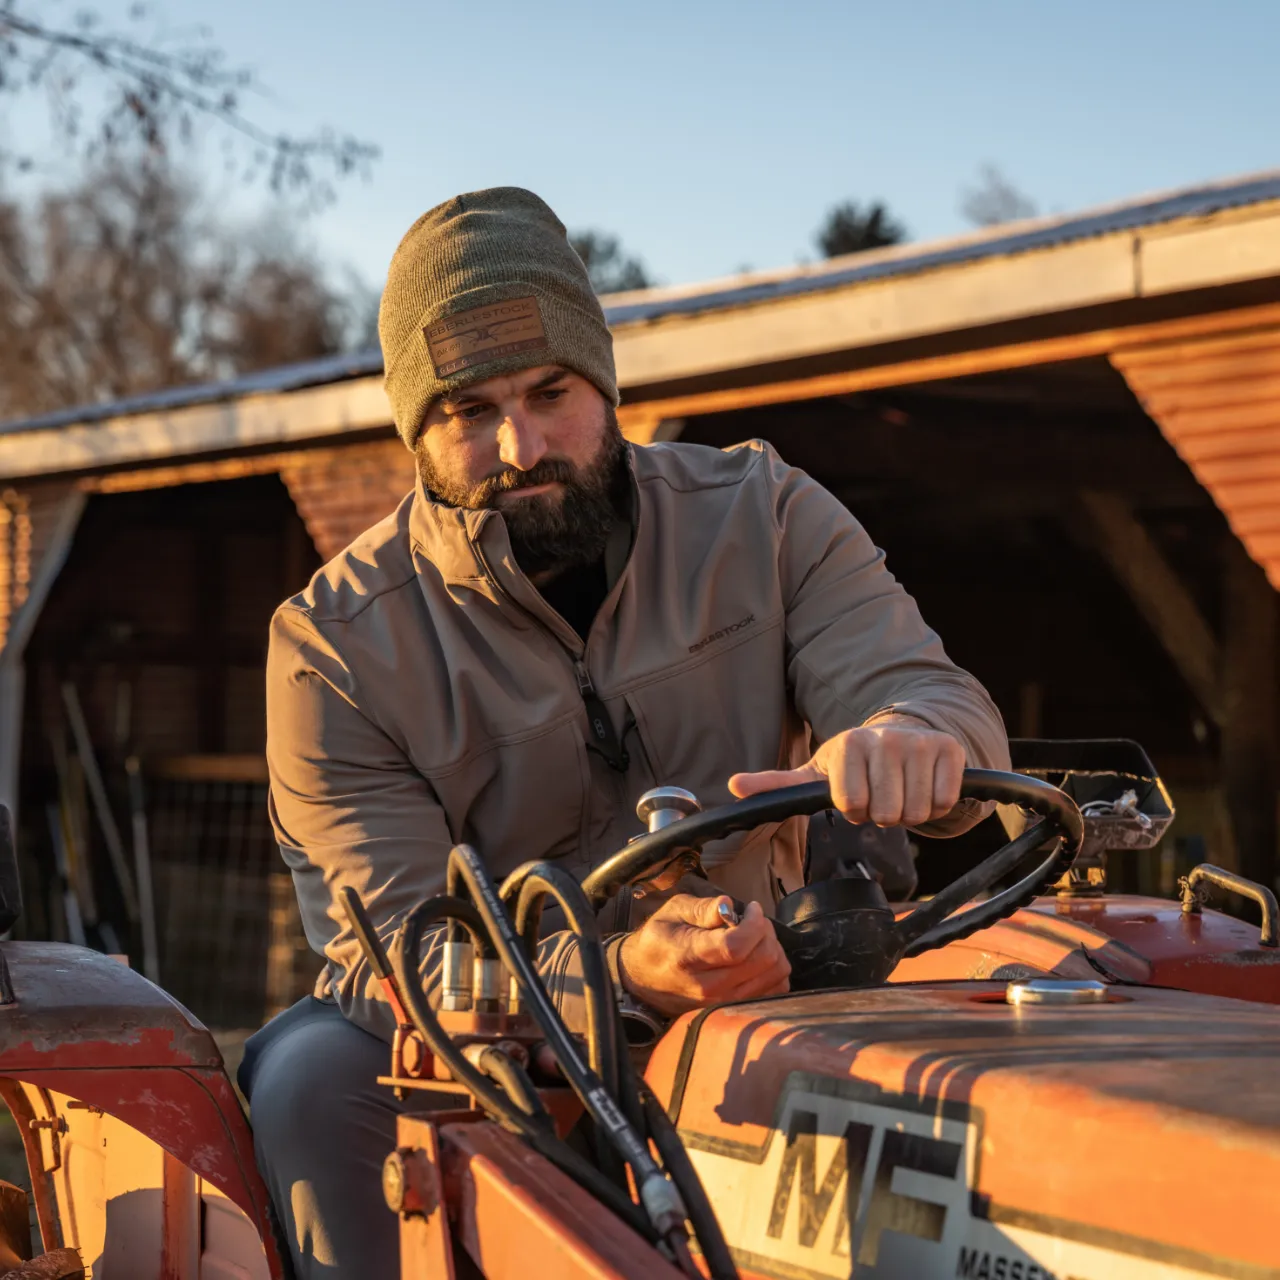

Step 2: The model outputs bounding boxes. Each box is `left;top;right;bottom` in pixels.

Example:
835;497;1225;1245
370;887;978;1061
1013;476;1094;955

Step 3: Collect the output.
470;457;578;507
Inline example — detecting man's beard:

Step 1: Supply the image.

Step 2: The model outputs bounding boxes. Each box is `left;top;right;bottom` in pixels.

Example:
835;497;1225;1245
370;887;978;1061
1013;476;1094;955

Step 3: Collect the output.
416;407;629;580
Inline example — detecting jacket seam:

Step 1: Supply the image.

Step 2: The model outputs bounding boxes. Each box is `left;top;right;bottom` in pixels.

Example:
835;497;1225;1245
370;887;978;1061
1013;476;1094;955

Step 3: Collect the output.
280;568;420;628
421;708;586;780
634;439;767;496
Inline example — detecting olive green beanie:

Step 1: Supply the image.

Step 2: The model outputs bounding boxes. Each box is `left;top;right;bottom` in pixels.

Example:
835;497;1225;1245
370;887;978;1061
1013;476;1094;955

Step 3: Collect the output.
378;186;619;450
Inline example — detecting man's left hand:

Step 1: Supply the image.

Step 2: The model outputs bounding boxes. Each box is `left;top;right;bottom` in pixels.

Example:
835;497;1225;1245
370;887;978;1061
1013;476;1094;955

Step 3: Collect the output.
728;717;965;827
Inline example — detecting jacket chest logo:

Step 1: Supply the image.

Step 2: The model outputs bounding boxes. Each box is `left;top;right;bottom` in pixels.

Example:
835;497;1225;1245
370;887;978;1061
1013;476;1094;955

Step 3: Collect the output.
689;613;755;654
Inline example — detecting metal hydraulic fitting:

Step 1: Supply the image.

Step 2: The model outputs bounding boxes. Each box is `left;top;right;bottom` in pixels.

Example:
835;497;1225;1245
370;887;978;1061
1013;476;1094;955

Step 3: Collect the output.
441;939;474;1012
473;956;505;1013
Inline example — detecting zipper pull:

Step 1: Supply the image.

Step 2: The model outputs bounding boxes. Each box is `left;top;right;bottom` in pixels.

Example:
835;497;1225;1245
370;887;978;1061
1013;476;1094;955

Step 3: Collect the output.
575;661;629;773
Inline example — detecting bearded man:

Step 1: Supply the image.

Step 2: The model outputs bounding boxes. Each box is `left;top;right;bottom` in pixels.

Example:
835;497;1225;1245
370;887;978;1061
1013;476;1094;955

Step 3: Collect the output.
241;187;1009;1279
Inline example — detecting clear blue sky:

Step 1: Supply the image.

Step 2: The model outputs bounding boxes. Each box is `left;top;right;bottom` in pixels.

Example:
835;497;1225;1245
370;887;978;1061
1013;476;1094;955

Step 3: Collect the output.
62;0;1280;292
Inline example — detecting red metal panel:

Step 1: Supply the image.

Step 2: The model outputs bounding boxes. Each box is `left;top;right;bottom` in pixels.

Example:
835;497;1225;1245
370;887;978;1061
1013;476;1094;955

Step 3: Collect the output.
890;895;1280;1003
646;984;1280;1274
439;1121;684;1280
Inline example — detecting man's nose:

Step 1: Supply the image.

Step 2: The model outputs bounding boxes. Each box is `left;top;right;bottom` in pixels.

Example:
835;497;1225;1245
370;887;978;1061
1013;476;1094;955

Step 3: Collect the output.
497;412;547;472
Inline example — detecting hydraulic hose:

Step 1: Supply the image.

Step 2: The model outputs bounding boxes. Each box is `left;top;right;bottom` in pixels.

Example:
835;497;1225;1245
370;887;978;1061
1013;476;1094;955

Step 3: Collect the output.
447;844;692;1246
512;861;620;1099
392;894;656;1239
608;1020;737;1280
470;1046;554;1127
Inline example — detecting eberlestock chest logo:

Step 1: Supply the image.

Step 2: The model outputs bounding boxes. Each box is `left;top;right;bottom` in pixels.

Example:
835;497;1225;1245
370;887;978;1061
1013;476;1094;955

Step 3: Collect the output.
681;1074;1232;1280
425;295;549;377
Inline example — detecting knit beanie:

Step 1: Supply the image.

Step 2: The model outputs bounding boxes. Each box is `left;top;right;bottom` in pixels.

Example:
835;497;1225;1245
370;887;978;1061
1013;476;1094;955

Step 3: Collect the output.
378;187;619;450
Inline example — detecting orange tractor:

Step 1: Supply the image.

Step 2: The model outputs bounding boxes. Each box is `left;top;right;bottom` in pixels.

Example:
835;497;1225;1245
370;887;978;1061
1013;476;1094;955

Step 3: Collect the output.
1;740;1277;1279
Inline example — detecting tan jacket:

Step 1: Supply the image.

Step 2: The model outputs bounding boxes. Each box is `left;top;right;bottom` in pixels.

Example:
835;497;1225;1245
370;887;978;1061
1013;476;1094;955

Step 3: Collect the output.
266;440;1008;1040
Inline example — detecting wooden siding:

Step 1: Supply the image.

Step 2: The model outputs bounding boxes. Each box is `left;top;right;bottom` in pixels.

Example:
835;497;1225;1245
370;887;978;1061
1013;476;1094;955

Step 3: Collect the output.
1112;323;1280;591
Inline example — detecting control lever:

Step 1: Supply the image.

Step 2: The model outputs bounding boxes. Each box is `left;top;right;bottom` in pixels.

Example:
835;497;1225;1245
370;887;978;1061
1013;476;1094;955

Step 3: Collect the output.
630;788;704;898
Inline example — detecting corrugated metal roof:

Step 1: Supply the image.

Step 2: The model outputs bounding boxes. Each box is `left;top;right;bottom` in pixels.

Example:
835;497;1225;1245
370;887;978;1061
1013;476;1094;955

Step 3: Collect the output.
4;167;1280;440
1113;325;1280;591
0;349;386;438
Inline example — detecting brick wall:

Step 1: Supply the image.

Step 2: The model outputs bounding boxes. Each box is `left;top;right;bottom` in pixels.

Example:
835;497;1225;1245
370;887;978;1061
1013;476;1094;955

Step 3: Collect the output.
279;439;416;562
0;481;84;659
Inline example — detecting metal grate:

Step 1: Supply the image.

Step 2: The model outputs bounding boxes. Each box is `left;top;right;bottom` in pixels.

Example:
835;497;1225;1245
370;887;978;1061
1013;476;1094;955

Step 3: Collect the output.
146;778;316;1029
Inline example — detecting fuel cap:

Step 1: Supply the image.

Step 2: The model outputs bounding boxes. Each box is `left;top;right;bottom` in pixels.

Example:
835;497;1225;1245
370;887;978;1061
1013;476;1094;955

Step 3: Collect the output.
1006;978;1109;1006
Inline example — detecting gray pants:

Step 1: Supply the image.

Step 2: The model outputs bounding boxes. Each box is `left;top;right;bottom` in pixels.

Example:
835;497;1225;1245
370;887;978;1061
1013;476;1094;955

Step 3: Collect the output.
241;998;448;1279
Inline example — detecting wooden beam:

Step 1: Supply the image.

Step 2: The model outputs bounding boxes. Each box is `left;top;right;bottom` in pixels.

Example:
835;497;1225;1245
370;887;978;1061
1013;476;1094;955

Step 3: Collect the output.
1076;490;1224;726
617;302;1280;432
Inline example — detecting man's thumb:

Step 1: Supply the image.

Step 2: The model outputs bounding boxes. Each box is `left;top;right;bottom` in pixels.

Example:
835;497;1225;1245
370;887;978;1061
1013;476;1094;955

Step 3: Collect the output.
729;763;823;798
658;893;736;929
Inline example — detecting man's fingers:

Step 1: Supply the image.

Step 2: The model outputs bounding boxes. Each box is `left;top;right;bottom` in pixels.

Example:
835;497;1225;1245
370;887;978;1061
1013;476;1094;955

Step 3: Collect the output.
931;740;966;820
728;764;823;798
827;742;870;824
866;735;905;826
901;737;937;827
687;901;773;968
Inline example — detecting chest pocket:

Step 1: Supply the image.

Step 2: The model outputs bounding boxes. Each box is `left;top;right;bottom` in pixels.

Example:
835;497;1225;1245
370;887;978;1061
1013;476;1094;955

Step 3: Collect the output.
623;617;789;816
424;716;591;879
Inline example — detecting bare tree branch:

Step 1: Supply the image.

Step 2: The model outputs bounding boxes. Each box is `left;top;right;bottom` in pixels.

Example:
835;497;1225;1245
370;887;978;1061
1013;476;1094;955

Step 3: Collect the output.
960;164;1038;228
0;3;377;208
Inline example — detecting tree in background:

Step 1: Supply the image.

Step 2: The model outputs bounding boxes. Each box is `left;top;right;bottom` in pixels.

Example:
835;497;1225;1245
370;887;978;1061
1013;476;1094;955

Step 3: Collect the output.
569;230;653;294
0;158;358;420
0;2;376;207
960;164;1038;227
814;200;907;258
0;3;380;420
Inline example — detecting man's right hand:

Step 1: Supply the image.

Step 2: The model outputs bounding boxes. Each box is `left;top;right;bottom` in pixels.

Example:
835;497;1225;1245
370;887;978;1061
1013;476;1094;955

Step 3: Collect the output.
616;894;791;1016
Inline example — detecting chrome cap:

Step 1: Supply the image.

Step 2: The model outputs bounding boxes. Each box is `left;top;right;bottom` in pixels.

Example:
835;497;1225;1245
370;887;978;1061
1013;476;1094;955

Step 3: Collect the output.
1007;978;1109;1006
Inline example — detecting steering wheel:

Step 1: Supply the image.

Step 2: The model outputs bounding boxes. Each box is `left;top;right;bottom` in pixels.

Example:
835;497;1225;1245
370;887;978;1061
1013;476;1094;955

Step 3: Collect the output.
581;769;1084;989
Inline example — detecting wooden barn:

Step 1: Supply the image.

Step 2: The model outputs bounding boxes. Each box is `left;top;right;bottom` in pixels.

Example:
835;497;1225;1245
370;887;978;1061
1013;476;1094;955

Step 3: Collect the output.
2;170;1279;1028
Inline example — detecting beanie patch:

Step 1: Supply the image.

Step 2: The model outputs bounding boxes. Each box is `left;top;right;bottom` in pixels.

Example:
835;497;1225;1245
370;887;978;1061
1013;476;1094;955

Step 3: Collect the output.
424;295;548;378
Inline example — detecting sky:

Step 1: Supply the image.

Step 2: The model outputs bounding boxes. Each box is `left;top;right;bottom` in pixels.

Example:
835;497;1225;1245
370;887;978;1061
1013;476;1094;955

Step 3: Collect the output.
20;0;1280;295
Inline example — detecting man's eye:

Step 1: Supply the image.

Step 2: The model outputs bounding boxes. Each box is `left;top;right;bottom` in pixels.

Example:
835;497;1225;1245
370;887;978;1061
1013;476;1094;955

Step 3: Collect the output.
539;388;566;402
457;404;488;421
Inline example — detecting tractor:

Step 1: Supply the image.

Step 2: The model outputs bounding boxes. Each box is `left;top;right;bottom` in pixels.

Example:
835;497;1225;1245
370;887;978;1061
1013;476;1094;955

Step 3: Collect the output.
0;739;1277;1279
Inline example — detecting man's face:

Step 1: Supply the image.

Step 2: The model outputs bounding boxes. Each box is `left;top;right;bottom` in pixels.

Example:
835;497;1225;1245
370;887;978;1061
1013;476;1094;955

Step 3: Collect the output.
415;365;627;580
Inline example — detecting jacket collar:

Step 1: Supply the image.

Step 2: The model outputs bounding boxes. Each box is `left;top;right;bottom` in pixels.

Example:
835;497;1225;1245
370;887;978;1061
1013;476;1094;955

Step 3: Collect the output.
408;445;640;618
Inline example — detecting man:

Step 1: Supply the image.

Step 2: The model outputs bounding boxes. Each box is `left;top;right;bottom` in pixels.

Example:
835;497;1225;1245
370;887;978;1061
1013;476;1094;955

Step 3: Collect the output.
243;186;1008;1278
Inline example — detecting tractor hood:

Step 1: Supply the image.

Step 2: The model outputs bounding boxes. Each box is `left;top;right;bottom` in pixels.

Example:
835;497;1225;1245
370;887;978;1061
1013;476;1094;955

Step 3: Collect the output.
645;982;1280;1280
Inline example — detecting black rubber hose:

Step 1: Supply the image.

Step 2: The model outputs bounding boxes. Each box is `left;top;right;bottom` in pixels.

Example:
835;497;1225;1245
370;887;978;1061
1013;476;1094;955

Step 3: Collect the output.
393;894;656;1239
639;1083;739;1280
499;861;546;961
473;1047;554;1127
447;844;688;1238
513;862;620;1100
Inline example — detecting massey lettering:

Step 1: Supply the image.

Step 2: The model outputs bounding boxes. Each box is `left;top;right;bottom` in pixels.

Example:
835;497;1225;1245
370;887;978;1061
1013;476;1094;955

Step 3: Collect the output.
956;1247;1060;1280
689;614;755;654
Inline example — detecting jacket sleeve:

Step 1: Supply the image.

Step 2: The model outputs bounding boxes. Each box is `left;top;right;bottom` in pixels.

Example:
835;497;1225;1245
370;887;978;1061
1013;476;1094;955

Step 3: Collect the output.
266;603;608;1042
763;443;1010;836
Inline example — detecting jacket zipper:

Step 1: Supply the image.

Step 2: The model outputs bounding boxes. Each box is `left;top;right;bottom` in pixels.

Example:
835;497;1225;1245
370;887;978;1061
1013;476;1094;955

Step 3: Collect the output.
473;537;630;774
575;660;630;773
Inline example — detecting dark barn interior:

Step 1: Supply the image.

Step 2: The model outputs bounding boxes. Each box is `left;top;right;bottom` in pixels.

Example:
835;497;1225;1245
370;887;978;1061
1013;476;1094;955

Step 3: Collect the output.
7;358;1277;1024
681;357;1274;896
16;474;321;1026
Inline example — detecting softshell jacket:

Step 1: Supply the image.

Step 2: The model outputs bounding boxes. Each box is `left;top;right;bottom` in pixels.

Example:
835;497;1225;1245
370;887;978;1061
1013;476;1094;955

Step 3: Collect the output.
266;439;1009;1040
